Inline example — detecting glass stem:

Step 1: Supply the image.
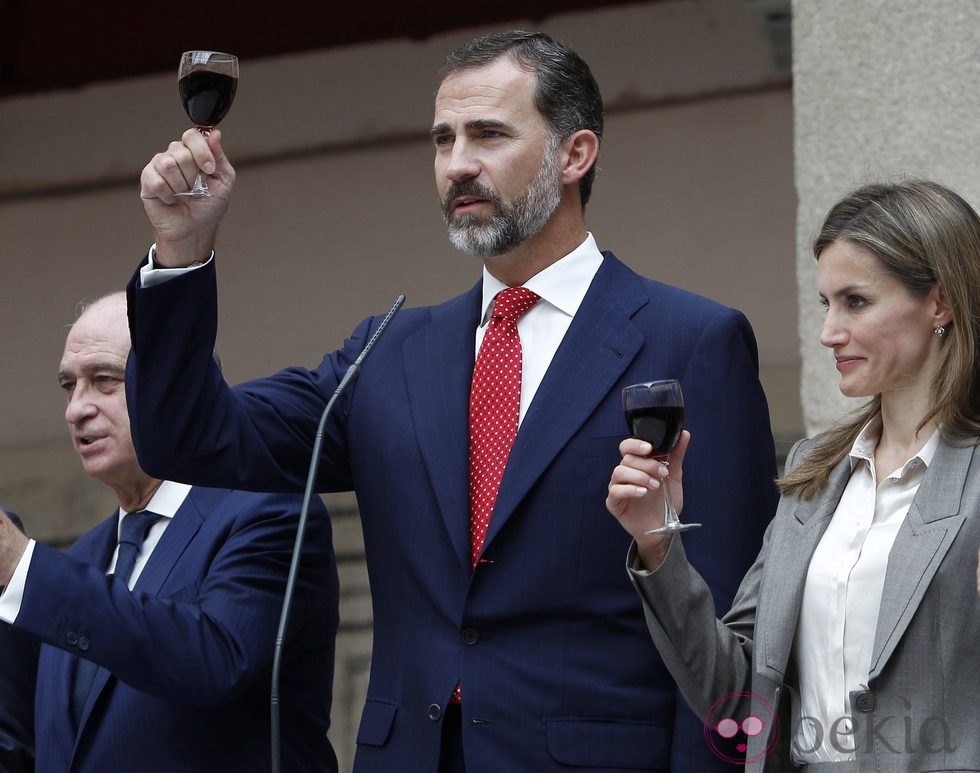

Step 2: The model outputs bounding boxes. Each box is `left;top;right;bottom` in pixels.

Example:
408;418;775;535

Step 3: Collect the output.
661;461;680;527
193;127;210;190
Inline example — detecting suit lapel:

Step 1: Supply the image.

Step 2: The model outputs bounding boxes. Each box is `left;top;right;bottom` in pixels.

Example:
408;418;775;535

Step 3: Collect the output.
404;285;481;570
41;516;117;759
484;255;647;549
67;513;120;756
869;440;973;676
82;511;120;577
759;440;973;680
38;644;78;761
759;456;851;677
132;489;206;597
75;491;206;742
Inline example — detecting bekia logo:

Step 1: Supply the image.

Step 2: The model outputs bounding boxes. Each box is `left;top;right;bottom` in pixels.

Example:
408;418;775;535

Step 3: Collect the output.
703;691;779;765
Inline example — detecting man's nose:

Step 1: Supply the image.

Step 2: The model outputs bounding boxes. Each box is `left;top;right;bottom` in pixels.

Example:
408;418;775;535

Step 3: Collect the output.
445;139;480;182
65;389;97;424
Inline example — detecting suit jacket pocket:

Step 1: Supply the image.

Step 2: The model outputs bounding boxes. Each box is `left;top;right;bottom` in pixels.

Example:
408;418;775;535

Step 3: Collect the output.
546;717;670;769
356;699;398;747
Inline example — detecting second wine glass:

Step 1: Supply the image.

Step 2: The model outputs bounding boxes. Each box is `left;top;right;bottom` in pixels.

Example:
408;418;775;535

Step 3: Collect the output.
176;50;239;197
622;379;701;534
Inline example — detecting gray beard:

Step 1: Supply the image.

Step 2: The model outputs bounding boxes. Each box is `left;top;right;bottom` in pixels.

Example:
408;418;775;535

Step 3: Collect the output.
444;145;563;258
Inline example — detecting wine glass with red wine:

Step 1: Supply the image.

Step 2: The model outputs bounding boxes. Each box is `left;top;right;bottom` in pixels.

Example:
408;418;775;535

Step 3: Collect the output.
176;51;238;197
622;380;701;534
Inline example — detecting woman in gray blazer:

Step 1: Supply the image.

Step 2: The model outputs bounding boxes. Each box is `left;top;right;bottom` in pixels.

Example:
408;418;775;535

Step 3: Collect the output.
608;179;980;772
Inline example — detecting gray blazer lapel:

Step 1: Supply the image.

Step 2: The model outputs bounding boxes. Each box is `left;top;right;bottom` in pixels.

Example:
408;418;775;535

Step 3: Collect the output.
870;440;974;676
758;454;851;678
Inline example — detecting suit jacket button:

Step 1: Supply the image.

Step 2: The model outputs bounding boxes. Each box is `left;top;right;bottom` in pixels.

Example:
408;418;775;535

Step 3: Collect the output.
77;635;90;652
65;630;78;646
462;628;480;645
853;690;876;713
427;704;442;721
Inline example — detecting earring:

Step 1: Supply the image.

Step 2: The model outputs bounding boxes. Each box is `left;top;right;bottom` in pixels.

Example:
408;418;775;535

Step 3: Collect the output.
934;325;946;338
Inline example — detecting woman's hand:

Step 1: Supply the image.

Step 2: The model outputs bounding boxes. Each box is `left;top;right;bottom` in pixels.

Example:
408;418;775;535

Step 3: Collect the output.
607;430;690;570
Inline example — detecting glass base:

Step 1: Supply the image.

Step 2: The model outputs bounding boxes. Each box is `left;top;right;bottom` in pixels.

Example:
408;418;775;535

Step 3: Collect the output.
175;170;211;197
644;521;702;535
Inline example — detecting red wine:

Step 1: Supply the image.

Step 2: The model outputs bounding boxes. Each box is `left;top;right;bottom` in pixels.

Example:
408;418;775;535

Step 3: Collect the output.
179;71;237;128
626;405;684;456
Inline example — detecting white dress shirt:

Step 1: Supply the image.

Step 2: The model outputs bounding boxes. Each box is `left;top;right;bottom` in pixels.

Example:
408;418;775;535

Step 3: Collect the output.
791;415;939;763
477;233;604;424
141;234;606;424
0;481;190;623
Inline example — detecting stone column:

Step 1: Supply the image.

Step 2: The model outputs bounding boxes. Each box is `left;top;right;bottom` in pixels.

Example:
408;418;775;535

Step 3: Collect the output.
792;0;980;434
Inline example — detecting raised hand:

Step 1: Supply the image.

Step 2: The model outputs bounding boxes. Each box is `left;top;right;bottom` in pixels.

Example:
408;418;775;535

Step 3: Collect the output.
0;509;29;587
139;128;236;267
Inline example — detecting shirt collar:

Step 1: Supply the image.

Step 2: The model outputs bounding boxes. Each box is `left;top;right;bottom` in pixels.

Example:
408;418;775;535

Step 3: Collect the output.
117;480;191;523
478;232;604;326
848;413;941;477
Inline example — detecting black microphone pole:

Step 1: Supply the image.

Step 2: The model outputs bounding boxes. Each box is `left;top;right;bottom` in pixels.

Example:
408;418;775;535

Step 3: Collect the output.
271;294;405;773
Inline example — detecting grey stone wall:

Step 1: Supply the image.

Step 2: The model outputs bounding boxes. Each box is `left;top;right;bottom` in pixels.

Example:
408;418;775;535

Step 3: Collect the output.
0;442;114;546
793;0;980;434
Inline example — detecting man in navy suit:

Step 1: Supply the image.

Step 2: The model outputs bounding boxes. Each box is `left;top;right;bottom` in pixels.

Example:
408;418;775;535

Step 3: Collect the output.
0;292;340;772
128;31;779;771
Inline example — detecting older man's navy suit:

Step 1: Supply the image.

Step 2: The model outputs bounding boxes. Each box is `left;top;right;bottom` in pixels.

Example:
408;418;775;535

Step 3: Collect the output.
14;487;339;772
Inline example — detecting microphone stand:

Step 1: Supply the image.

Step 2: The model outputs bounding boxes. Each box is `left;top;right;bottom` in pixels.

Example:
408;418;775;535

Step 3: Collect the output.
271;294;405;773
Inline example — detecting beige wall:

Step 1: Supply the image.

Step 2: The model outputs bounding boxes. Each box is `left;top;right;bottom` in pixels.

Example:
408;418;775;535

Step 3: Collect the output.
0;2;797;769
0;0;799;460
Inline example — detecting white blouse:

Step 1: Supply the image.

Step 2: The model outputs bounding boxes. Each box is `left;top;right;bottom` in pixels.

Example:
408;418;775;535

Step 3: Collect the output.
791;415;940;763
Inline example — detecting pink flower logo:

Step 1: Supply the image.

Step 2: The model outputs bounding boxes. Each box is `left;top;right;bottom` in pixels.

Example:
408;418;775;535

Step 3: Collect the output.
703;691;780;765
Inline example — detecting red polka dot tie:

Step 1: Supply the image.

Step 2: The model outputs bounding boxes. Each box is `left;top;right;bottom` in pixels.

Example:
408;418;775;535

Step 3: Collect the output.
468;286;540;569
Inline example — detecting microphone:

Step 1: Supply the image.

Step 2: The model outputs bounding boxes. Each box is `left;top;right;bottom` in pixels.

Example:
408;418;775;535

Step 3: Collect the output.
270;294;405;773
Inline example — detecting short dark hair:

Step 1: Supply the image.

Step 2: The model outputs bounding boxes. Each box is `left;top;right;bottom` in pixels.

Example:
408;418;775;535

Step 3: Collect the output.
440;30;604;207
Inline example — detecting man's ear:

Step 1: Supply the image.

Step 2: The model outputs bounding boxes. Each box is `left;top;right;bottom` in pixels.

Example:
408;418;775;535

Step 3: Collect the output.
560;129;600;187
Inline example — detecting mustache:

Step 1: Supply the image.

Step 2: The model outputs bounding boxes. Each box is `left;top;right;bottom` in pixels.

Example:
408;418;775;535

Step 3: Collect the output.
442;180;501;214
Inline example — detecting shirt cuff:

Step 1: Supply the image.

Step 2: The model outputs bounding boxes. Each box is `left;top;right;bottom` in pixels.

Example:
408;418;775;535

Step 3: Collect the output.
139;243;213;288
0;539;36;624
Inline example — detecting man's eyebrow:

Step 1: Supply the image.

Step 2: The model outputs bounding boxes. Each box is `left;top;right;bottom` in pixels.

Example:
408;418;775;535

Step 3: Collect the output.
57;362;125;382
430;118;509;138
467;118;508;130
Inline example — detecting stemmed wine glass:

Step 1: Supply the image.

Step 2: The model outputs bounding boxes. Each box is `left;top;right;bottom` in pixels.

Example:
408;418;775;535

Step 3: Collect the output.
176;51;239;197
622;380;701;534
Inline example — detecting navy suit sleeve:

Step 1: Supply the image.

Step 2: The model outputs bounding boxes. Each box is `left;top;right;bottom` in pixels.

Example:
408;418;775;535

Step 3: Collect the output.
126;258;371;493
13;492;335;708
668;307;778;770
678;307;778;607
